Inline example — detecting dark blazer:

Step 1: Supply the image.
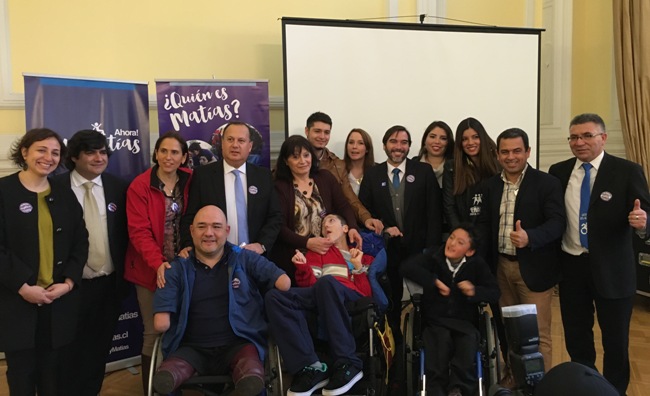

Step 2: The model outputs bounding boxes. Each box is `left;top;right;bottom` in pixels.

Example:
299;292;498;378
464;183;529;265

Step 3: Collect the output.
53;171;129;297
359;159;442;255
401;247;500;327
181;159;282;251
0;172;89;351
271;170;357;279
478;166;565;291
549;152;650;299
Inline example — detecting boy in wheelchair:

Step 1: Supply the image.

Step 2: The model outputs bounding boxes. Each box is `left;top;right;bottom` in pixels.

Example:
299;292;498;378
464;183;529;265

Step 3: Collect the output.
265;214;375;396
151;206;291;395
401;224;499;396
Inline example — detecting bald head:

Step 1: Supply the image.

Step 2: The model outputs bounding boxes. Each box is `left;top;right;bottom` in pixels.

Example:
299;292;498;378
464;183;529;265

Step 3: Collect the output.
190;205;230;261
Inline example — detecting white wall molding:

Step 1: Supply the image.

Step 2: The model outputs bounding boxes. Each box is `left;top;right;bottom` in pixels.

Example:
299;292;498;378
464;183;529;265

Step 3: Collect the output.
538;0;574;170
0;0;23;109
416;0;446;22
525;0;535;27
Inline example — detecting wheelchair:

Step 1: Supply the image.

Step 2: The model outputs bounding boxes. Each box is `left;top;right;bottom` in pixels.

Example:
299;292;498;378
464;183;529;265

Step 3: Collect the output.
147;334;284;396
298;248;392;396
402;282;501;396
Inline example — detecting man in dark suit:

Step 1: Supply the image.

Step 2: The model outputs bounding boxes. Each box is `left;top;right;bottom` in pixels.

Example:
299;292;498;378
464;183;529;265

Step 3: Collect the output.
55;130;129;396
181;122;281;255
478;128;565;376
549;113;650;395
359;125;442;340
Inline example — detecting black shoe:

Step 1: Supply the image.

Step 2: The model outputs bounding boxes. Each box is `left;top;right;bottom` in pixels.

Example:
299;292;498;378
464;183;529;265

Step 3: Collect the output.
322;362;363;396
287;364;329;396
152;369;175;395
234;374;265;396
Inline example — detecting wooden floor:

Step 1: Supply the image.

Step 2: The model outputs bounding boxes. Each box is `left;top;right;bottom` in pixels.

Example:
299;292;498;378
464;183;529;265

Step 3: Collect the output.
1;294;650;396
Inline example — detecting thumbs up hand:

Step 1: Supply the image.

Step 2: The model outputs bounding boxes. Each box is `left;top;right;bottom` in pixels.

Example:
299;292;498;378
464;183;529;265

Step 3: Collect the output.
628;199;647;231
509;220;529;248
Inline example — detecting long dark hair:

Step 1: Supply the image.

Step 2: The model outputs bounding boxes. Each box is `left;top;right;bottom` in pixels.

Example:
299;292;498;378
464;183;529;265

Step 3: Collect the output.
452;117;499;195
275;135;320;181
417;121;454;160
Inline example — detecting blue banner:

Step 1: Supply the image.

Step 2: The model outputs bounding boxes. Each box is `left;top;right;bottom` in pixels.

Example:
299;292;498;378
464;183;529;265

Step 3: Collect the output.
24;75;150;181
156;80;270;168
24;74;149;366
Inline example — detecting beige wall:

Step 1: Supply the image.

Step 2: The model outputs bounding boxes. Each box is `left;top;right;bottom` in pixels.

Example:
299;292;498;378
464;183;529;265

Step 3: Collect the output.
0;0;619;165
571;0;614;120
0;0;386;136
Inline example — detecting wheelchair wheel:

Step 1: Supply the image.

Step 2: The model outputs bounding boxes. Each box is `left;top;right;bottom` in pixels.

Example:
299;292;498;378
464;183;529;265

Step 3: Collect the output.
481;310;501;389
402;307;420;396
266;338;284;395
148;335;164;396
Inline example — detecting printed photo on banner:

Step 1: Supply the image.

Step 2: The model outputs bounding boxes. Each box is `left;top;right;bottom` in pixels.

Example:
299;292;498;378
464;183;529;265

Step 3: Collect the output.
156;80;271;168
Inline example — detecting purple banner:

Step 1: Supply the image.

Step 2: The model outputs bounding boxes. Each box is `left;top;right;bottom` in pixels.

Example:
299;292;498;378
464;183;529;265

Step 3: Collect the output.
24;75;149;366
156;80;270;168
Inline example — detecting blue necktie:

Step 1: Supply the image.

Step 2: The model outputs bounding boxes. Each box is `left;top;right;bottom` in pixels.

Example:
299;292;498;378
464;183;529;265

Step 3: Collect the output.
232;169;248;245
579;163;592;249
392;168;400;189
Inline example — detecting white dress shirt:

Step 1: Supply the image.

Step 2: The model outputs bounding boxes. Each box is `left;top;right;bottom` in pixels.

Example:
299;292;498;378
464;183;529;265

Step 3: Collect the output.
561;150;604;255
70;170;114;278
223;161;248;245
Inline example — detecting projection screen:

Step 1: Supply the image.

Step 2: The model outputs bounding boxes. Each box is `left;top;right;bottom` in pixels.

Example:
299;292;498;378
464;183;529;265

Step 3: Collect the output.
282;17;542;166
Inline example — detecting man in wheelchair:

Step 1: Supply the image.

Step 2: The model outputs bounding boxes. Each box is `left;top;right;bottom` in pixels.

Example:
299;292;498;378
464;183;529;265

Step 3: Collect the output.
151;205;291;395
266;214;375;396
401;224;500;396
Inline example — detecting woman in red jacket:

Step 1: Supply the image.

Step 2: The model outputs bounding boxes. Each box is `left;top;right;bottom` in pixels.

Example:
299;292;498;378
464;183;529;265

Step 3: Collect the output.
124;131;192;393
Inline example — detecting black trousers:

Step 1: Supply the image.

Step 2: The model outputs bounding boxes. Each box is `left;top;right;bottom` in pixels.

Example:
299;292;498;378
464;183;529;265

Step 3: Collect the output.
422;319;480;396
4;305;63;396
559;252;633;396
60;274;120;396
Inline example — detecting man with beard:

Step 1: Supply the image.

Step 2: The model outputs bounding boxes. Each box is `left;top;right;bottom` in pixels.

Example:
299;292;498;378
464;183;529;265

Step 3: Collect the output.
359;125;442;391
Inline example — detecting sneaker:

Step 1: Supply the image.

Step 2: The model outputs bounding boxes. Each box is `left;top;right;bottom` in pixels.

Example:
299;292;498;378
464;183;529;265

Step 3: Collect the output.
287;364;329;396
321;362;363;396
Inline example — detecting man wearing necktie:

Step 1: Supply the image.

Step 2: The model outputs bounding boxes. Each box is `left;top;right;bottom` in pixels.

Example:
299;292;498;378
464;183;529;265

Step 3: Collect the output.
549;113;650;395
54;130;129;396
181;122;282;256
359;125;442;392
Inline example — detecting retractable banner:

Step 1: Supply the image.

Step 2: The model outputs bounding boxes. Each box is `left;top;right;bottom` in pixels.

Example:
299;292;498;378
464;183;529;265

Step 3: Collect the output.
24;74;149;369
24;75;150;181
156;80;270;168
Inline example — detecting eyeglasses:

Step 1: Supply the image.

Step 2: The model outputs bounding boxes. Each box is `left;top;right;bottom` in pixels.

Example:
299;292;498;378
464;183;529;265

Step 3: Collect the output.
567;133;604;142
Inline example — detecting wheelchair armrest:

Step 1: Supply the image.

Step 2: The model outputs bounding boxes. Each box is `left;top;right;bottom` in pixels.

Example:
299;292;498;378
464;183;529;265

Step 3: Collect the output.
411;293;423;307
346;296;376;315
